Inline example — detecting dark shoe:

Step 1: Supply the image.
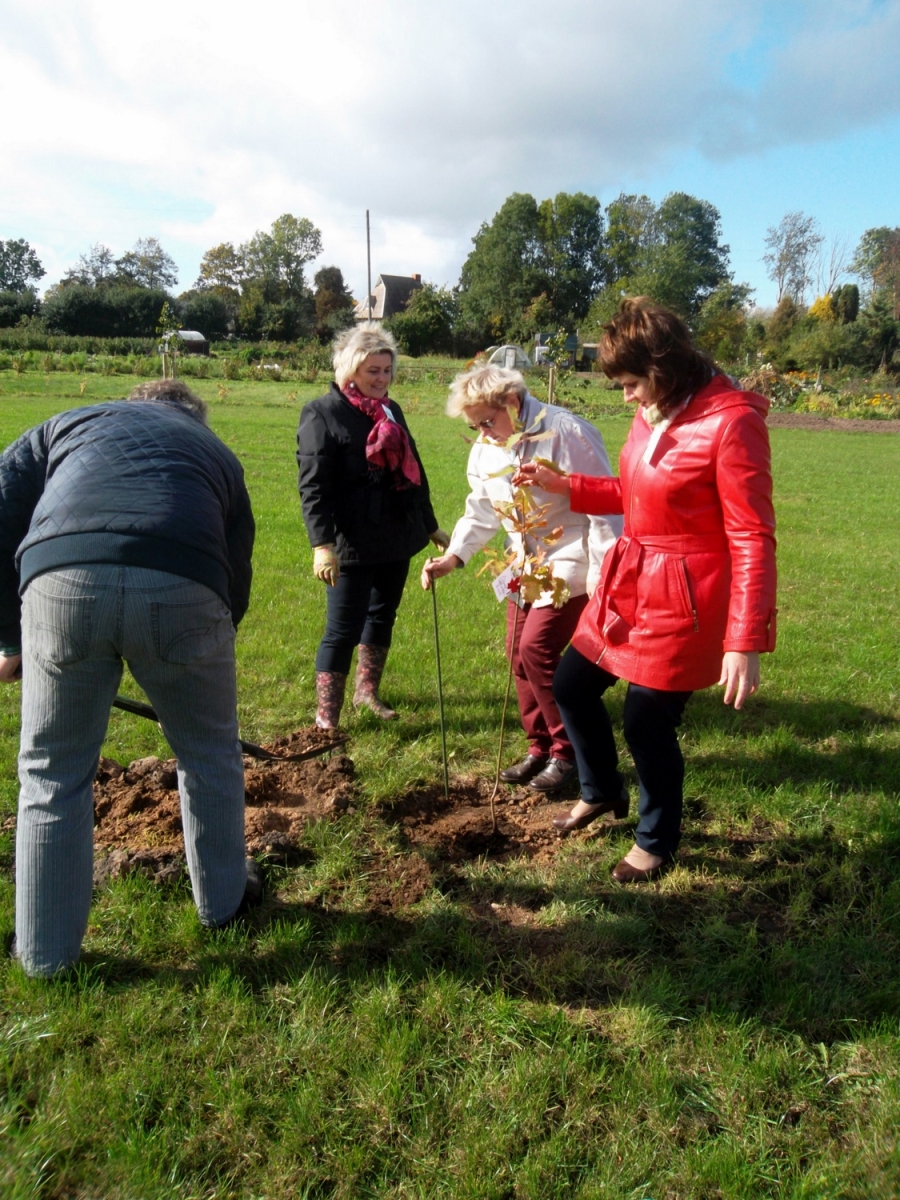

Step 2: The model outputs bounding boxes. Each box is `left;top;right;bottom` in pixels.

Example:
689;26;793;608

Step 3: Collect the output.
211;858;264;929
528;757;578;793
611;855;670;884
552;787;629;832
499;754;548;784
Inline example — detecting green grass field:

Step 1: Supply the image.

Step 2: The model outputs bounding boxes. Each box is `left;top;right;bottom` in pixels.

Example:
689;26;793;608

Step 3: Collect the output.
0;369;898;1198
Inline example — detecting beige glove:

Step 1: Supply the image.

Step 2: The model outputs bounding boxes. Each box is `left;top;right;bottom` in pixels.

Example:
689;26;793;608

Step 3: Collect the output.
313;544;340;586
429;528;451;550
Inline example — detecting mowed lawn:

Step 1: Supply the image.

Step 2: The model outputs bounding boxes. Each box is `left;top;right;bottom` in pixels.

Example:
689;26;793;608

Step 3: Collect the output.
0;369;898;1199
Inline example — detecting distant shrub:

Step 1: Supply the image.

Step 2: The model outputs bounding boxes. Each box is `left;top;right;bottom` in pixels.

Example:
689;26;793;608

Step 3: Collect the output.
832;283;860;324
0;329;157;355
0;289;40;328
180;359;209;379
176;290;230;340
808;294;837;322
43;284;170;338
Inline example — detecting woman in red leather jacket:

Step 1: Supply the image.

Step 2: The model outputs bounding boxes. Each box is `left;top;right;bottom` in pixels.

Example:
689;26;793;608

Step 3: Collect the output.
515;298;777;883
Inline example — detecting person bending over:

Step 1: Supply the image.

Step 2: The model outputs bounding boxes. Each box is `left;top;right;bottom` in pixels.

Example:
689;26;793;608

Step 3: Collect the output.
0;380;257;976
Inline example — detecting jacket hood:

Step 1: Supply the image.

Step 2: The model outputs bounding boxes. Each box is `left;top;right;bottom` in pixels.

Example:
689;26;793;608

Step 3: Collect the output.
677;375;769;424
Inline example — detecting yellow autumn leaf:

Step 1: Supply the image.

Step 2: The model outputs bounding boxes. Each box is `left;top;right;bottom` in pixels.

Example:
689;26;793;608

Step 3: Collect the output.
533;456;566;475
518;574;547;604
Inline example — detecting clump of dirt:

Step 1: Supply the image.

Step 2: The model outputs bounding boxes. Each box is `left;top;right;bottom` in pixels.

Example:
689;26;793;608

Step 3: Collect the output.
92;727;354;885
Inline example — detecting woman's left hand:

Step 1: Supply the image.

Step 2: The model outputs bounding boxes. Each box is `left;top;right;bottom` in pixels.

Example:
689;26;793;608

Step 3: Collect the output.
719;651;760;710
429;528;451;550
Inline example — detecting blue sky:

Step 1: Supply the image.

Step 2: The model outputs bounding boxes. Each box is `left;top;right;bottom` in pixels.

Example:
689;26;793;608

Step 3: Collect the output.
2;0;899;310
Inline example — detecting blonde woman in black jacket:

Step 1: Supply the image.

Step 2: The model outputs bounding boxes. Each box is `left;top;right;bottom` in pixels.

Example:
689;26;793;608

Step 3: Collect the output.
297;326;448;728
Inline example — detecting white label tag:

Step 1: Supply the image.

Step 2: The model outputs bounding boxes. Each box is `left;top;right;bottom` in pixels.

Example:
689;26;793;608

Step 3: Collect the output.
492;565;517;603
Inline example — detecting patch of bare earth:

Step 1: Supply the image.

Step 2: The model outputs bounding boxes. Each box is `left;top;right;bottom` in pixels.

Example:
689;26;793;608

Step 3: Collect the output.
767;413;900;431
91;726;355;886
89;744;618;903
379;776;588;867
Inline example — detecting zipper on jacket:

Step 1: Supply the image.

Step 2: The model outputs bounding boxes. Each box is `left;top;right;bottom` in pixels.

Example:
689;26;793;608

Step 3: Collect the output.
628;457;642;530
679;559;700;632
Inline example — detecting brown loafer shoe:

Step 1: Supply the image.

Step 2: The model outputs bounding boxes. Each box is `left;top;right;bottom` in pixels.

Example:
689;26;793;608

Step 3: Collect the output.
528;757;578;793
499;754;549;784
610;856;670;884
552;786;629;833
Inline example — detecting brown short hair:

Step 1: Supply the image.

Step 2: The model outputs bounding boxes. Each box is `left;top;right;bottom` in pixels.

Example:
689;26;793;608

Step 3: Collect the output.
599;297;718;414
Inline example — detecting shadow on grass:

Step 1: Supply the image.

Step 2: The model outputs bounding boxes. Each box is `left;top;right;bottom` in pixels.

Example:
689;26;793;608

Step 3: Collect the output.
687;691;897;740
70;804;900;1048
32;692;900;1050
686;695;900;798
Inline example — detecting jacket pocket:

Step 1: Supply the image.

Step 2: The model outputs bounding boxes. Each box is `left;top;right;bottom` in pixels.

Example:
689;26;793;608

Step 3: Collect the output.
631;552;698;636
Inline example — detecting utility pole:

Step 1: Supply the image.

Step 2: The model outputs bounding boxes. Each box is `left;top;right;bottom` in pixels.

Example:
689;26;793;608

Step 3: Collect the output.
366;209;372;322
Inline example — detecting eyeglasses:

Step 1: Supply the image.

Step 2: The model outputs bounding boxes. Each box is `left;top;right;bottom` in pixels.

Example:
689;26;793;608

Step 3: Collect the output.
467;415;498;432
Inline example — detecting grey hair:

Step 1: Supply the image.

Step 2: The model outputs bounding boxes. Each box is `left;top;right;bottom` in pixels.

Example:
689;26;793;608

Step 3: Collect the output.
446;365;526;418
127;379;208;423
332;324;398;389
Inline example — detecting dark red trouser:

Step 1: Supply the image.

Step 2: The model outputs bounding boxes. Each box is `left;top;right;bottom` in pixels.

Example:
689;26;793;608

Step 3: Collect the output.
505;594;588;761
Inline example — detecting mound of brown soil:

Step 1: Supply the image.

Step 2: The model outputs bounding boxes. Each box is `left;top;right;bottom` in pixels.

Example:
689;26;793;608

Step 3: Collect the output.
86;732;617;889
380;776;611;866
91;726;355;885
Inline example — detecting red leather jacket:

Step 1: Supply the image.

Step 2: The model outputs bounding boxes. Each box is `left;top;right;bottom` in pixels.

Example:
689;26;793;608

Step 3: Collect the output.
569;376;777;691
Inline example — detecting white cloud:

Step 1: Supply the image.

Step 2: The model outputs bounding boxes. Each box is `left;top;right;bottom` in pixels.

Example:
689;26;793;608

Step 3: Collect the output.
2;0;899;297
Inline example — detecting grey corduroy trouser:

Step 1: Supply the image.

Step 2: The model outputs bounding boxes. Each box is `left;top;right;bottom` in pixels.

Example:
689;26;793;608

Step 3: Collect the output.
15;565;247;976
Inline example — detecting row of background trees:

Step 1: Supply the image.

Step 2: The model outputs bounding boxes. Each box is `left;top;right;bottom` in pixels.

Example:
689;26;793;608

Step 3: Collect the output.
0;218;356;345
390;196;900;372
2;196;899;372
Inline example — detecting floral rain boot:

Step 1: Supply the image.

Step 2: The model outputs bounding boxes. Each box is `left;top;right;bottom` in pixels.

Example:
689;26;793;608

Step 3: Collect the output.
352;644;398;720
315;671;347;729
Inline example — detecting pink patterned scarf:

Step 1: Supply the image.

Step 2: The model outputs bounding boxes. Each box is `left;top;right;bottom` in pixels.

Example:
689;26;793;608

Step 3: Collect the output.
341;381;421;489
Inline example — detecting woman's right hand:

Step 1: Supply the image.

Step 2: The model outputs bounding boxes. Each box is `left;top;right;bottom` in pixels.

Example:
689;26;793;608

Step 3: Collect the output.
513;461;571;495
420;554;462;590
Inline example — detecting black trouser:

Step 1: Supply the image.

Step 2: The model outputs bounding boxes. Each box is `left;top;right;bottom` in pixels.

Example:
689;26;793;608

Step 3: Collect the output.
553;646;692;859
315;560;410;674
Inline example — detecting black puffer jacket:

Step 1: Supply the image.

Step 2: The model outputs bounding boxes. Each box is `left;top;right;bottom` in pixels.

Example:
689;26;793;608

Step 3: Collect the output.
297;383;437;565
0;399;255;649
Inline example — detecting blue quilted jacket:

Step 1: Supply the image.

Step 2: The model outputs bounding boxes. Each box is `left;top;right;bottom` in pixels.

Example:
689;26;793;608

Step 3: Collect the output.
0;399;255;649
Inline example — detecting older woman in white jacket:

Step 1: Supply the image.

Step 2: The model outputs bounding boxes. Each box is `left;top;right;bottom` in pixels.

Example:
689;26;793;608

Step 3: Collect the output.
422;365;621;793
